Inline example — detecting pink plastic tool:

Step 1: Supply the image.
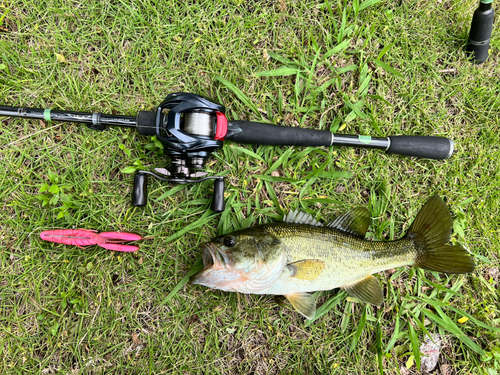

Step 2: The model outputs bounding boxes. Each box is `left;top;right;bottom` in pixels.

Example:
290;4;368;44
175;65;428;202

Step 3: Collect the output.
40;229;142;252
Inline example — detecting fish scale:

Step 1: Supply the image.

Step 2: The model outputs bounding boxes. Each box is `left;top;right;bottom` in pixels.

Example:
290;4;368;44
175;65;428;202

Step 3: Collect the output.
261;223;418;295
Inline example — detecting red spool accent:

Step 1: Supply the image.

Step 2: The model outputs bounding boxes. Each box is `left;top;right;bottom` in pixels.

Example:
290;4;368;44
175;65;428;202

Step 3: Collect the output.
214;111;228;140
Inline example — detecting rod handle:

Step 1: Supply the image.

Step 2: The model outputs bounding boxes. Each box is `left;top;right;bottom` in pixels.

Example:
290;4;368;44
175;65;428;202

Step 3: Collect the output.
226;121;332;147
387;136;454;160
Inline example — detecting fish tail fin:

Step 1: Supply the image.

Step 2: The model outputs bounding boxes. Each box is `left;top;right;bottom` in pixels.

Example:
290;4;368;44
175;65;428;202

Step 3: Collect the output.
406;195;474;274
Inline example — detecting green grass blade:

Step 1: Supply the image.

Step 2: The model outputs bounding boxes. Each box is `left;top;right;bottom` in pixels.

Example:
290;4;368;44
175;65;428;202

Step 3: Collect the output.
338;8;347;43
385;314;400;353
230;145;265;162
300;197;344;206
0;9;10;25
337;65;358;74
266;148;296;175
264;181;282;215
359;0;386;11
422;278;462;296
305;291;346;327
161;257;203;305
215;76;260;117
254;66;303;77
163;211;215;243
157;184;188;200
323;39;351;60
267;51;298;67
316;171;354;179
357;73;372;97
301;48;321;108
408;320;421;370
377;42;395;60
299;176;317;199
219;194;237;234
350;306;368;353
422;308;485;355
255;175;300;183
414;296;450;307
448;306;500;334
372;59;404;79
376;319;384;375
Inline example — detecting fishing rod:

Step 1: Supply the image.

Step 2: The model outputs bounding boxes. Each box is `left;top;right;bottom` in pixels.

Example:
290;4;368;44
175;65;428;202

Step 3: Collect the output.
1;92;454;212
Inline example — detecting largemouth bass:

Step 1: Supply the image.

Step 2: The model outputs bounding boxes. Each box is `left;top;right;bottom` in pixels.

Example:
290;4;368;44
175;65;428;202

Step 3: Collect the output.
192;195;474;319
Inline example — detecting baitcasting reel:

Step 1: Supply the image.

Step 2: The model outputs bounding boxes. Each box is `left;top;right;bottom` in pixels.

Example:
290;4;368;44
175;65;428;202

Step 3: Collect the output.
1;92;455;212
130;92;233;212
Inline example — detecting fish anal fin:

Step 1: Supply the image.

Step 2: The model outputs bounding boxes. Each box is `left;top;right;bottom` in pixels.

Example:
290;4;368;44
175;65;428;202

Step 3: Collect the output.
342;275;383;306
327;207;371;238
286;292;316;319
288;259;325;280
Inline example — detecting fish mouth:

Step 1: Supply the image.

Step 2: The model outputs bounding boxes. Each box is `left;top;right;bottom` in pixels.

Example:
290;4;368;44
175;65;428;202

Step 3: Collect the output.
200;242;228;269
201;243;215;268
191;243;227;285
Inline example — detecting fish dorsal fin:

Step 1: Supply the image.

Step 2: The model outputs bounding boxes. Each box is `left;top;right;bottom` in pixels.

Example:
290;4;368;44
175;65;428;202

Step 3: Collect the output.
327;207;371;238
341;275;383;306
284;210;321;227
287;259;325;280
286;292;316;319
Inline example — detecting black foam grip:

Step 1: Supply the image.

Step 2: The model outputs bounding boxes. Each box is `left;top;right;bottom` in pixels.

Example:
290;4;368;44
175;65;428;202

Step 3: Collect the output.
387;136;454;160
226;121;332;147
132;172;148;206
466;6;495;64
211;178;225;213
136;111;157;136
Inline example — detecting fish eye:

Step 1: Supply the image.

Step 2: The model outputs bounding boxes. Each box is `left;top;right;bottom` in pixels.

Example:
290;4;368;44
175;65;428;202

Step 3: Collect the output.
223;236;236;247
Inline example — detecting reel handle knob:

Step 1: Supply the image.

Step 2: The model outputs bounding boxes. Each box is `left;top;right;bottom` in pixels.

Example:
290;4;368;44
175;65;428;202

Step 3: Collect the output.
132;172;148;206
211;178;225;213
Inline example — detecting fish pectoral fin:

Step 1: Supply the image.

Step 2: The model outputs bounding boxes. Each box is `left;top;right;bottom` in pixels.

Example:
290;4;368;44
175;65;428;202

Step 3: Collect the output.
327;207;371;238
287;259;325;280
286;292;316;319
341;275;383;306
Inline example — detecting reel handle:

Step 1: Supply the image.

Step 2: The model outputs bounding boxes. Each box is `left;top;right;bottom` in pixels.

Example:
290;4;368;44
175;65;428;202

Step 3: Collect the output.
211;178;225;213
131;171;225;212
132;172;148;207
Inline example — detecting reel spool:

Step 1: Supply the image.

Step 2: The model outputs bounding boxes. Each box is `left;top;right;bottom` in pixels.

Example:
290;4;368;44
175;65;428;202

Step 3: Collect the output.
182;111;216;137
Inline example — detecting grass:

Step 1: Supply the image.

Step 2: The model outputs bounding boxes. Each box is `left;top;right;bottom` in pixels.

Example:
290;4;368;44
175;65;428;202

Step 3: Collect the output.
1;0;499;373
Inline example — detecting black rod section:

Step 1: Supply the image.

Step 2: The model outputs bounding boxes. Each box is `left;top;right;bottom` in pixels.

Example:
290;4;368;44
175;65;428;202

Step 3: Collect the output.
0;106;137;128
